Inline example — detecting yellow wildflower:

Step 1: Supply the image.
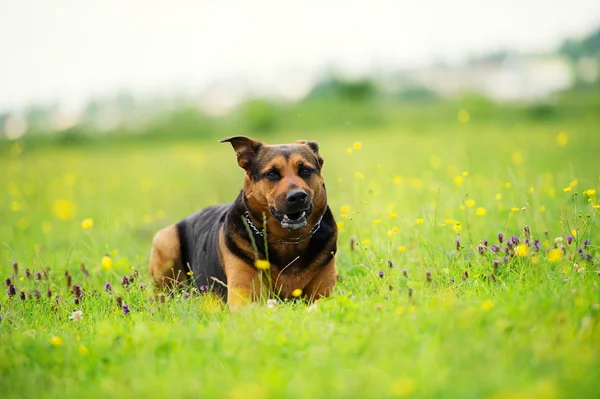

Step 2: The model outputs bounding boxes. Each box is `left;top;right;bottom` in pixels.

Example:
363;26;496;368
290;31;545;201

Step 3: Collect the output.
340;213;349;219
354;172;364;180
291;288;302;297
547;248;563;262
481;300;494;310
539;205;546;212
340;205;350;213
515;244;529;257
101;256;113;271
392;226;399;233
466;199;476;207
336;221;345;230
495;193;502;200
593;205;600;210
78;346;89;355
416;218;424;224
373;220;381;225
563;186;572;193
476;207;486;216
457;109;470;123
556;132;568;147
254;259;270;270
454;176;463;185
452;223;462;232
504;182;512;189
529;187;535;193
387;230;394;237
362;239;371;245
444;218;453;224
511;207;519;213
53;199;77;221
569;179;578;187
393;176;403;185
459;205;465;210
389;212;398;219
81;218;94;230
398;246;406;252
462;171;468;177
346;147;353;154
50;336;63;347
353;142;362;150
584;189;596;196
532;256;540;265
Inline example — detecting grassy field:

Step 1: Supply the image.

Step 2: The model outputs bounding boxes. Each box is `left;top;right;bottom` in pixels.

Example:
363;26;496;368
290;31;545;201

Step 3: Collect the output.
1;115;600;398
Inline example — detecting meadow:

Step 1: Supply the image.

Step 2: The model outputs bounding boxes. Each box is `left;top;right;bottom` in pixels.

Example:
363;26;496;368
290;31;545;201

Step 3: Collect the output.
1;108;600;398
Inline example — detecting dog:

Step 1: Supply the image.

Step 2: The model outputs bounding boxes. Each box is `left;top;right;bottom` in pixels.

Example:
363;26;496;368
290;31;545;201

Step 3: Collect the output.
149;136;338;309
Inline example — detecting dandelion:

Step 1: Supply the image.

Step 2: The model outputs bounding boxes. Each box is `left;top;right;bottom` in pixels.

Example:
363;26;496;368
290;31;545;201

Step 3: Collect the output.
80;218;94;229
557;132;568;147
373;219;381;225
362;239;371;245
495;193;502;200
563;186;572;193
52;199;77;221
50;336;63;347
336;221;345;230
254;259;270;270
393;176;403;185
101;255;113;271
69;310;84;321
291;288;302;297
340;205;350;213
392;226;399;233
481;300;494;310
452;222;462;232
466;199;476;207
389;212;398;219
584;189;596;196
515;244;529;257
548;248;563;262
353;142;362;150
340;213;348;219
511;207;520;213
476;207;486;216
398;246;406;252
454;176;463;185
416;218;424;224
122;304;131;315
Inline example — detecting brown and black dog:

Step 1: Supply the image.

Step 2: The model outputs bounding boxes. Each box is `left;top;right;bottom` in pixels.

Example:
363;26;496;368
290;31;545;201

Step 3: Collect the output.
148;136;337;309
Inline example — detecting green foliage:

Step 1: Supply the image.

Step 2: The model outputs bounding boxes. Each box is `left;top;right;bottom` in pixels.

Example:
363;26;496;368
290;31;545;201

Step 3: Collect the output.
1;110;600;398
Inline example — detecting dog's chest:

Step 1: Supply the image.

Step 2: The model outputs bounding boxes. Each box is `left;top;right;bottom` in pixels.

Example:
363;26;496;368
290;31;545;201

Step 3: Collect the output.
269;264;315;299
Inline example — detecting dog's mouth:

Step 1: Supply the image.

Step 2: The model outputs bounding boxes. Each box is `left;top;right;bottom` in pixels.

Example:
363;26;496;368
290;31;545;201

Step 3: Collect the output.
270;205;312;231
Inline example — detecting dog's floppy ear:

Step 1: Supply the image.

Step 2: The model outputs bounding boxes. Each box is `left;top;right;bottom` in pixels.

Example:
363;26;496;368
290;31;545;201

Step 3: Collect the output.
296;140;324;168
219;136;263;171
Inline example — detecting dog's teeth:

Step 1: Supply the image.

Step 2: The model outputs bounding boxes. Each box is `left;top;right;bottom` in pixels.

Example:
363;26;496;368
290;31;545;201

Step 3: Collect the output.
300;212;306;217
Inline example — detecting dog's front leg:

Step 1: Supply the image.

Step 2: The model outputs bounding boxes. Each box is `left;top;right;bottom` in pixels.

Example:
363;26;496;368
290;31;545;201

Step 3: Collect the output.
225;261;264;310
303;258;337;301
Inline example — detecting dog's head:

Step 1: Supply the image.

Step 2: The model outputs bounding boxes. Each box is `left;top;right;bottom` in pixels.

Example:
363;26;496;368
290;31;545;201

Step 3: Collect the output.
220;136;327;232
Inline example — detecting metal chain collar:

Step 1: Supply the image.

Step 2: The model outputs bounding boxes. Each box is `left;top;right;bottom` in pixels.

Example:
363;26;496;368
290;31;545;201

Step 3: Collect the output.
243;211;323;240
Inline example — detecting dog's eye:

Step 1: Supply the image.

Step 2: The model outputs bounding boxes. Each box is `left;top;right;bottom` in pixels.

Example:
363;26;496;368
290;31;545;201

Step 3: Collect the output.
298;167;313;178
265;171;280;181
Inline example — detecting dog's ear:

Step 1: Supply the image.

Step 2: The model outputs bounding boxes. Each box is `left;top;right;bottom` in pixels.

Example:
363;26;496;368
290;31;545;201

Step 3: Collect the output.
219;136;263;171
296;140;324;168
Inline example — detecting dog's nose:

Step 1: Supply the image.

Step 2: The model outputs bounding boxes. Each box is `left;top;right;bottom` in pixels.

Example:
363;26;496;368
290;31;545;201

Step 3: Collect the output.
286;190;308;205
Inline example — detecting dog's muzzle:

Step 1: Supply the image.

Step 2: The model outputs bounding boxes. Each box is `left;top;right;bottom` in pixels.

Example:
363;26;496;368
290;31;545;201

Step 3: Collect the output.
270;189;312;231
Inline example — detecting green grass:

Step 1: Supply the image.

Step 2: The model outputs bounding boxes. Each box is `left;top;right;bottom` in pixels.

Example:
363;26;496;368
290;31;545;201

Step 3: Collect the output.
1;117;600;399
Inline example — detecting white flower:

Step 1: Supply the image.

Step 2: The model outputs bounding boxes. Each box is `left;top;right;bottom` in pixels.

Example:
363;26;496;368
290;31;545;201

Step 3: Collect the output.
69;310;84;321
266;299;278;309
307;304;318;313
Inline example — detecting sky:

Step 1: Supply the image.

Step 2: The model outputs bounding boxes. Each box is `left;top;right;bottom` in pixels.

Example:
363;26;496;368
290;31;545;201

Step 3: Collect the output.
1;0;599;112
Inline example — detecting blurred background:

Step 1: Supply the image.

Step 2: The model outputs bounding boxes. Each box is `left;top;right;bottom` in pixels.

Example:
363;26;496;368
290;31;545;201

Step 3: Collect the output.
1;0;600;144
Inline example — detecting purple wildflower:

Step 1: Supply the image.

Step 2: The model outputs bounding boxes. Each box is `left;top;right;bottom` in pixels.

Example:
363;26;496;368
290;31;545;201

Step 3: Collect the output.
122;304;131;315
183;291;190;299
74;298;79;305
566;235;574;245
493;259;499;270
5;278;11;287
80;263;89;278
139;282;147;291
455;236;461;251
12;262;18;275
534;239;541;252
401;269;408;278
19;291;25;301
71;285;83;300
503;256;510;264
387;260;394;268
116;296;123;307
378;270;384;278
7;284;17;297
104;282;113;292
35;272;42;280
199;285;209;293
482;239;489;247
25;268;31;278
490;245;500;253
425;270;432;282
121;275;130;288
408;286;413;300
510;236;520;246
477;243;486;255
66;274;72;288
498;233;504;244
33;289;40;299
523;226;531;240
583;254;592;262
583;239;591;249
577;247;584;254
